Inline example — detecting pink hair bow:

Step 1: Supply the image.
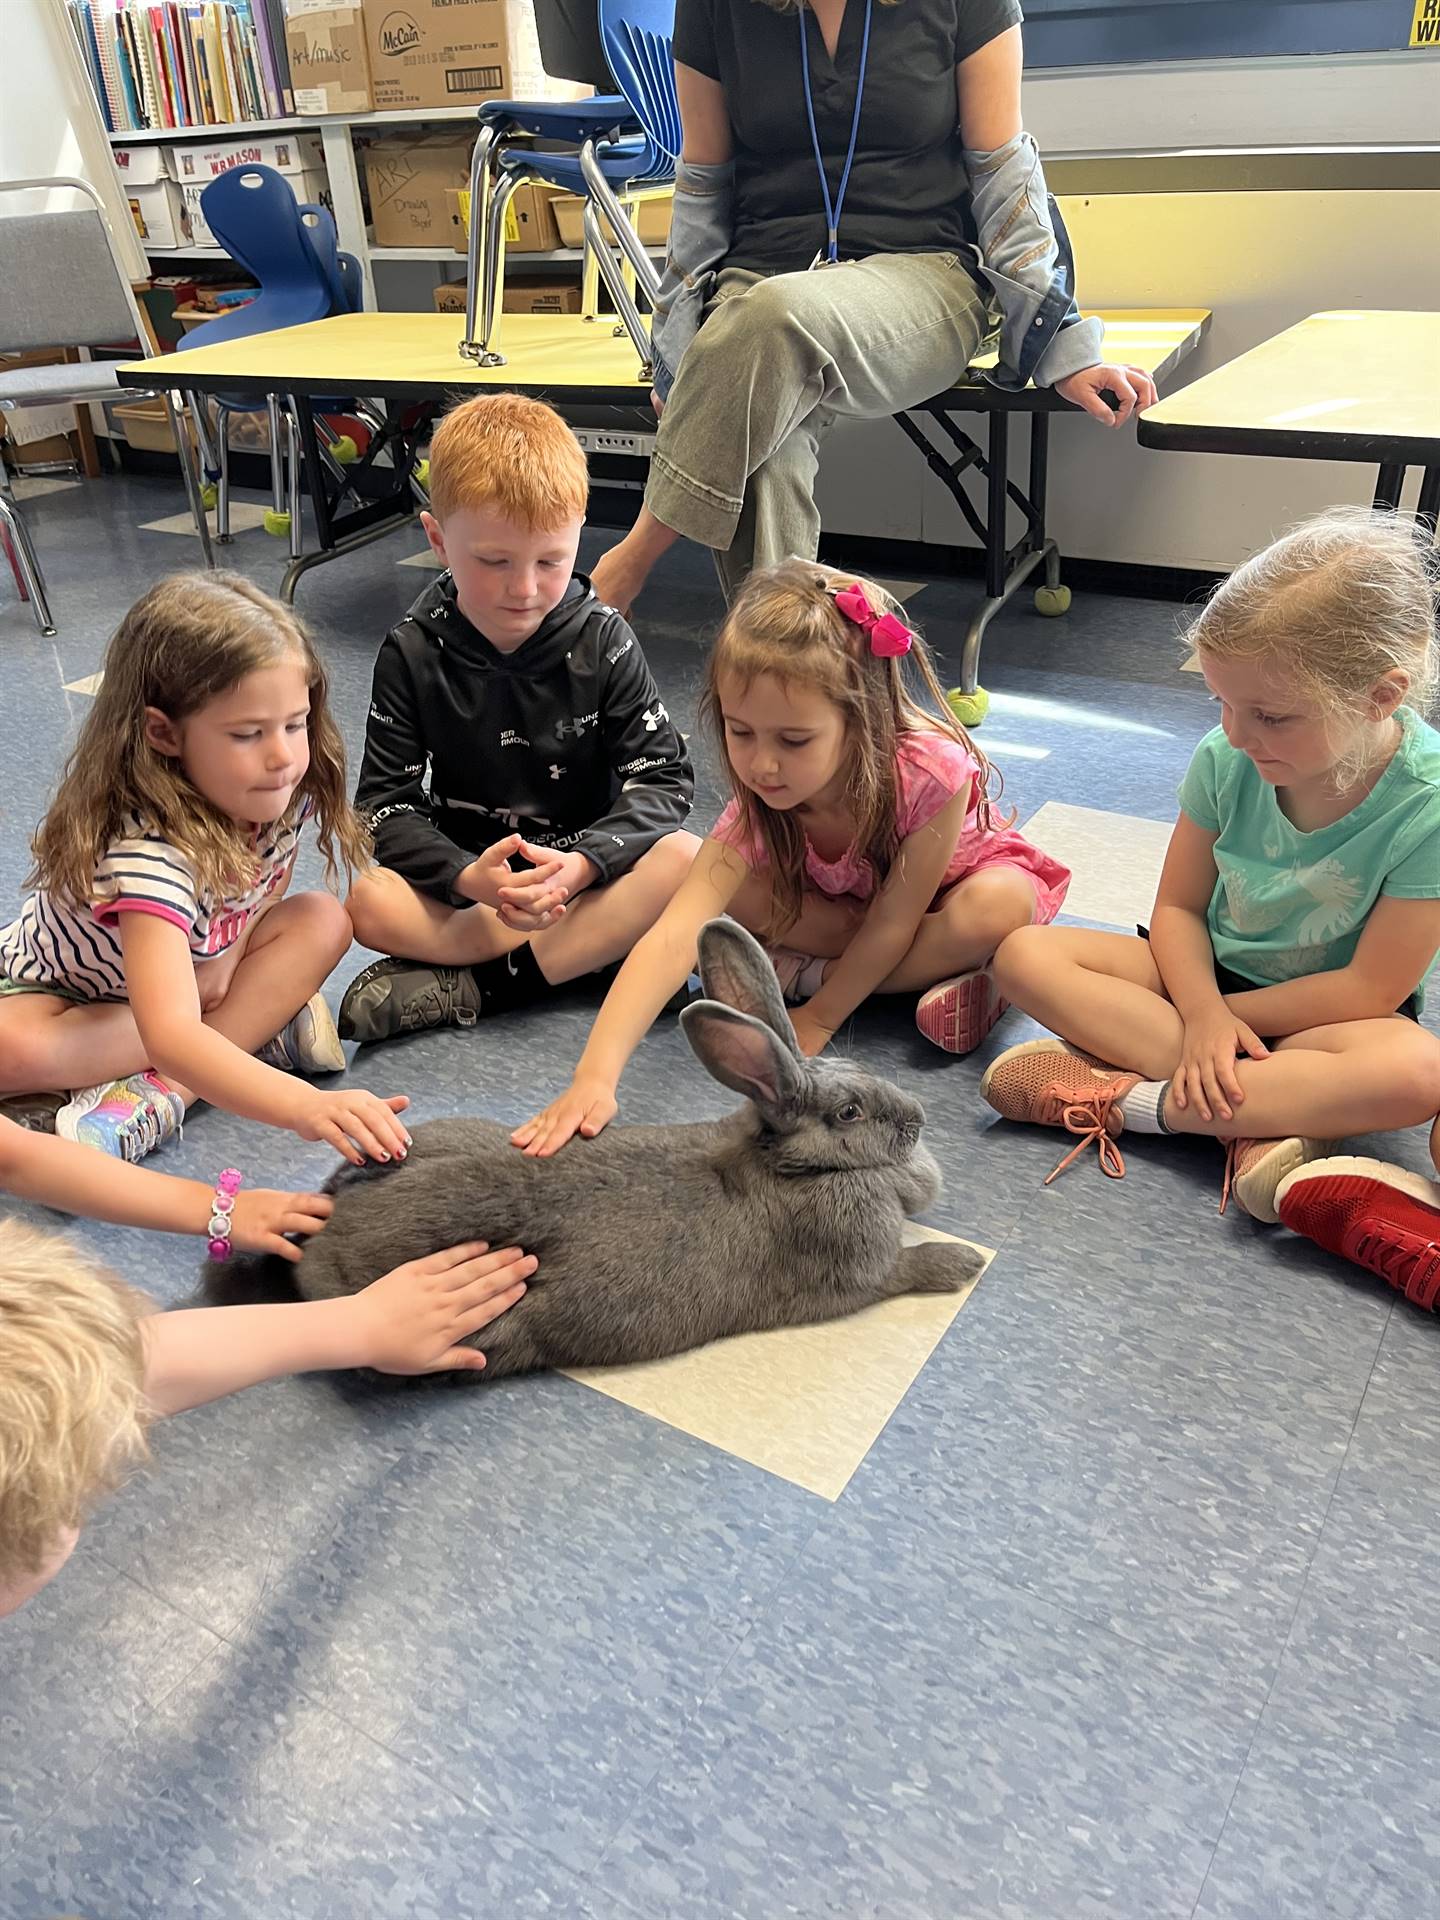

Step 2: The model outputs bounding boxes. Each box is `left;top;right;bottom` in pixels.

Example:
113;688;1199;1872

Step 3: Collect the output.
833;582;914;658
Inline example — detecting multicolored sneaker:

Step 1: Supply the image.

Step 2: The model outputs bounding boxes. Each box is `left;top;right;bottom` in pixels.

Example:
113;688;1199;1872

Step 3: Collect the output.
255;992;345;1074
0;1090;65;1134
916;967;1007;1055
55;1070;184;1163
1276;1156;1440;1310
1220;1135;1327;1223
979;1038;1141;1185
338;957;484;1044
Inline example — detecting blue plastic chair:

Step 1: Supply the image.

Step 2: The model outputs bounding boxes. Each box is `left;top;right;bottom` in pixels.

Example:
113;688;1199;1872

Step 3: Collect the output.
179;170;367;549
461;0;678;371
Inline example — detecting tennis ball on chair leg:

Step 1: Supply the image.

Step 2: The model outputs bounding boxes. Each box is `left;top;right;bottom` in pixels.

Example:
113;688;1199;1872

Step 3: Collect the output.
946;686;990;727
1034;583;1072;617
263;508;292;538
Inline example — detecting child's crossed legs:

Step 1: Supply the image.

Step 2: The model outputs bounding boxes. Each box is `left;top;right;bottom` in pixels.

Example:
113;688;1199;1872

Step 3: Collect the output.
995;924;1440;1166
0;891;352;1106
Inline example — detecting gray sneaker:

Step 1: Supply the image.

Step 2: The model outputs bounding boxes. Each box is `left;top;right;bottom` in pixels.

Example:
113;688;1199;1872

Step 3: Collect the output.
0;1090;65;1133
338;957;484;1043
255;992;346;1074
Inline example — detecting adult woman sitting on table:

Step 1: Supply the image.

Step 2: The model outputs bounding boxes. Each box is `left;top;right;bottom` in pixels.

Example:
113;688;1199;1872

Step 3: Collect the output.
589;0;1157;616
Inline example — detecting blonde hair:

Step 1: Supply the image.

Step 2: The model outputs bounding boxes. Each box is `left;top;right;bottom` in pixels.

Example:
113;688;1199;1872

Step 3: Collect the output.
1190;509;1440;787
0;1219;151;1583
702;559;1009;941
426;392;589;528
30;572;367;907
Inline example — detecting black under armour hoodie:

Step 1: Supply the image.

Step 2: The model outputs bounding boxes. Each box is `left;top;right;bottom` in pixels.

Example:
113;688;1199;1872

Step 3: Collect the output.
355;571;694;907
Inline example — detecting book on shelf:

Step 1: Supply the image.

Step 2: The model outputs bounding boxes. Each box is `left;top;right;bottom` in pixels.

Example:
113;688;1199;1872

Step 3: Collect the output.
67;1;292;132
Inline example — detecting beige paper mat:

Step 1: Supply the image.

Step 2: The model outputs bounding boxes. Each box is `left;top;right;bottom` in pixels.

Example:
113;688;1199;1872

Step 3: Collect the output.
564;1223;992;1500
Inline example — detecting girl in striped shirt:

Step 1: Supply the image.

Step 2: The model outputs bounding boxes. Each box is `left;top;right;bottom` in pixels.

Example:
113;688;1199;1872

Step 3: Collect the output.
0;573;410;1167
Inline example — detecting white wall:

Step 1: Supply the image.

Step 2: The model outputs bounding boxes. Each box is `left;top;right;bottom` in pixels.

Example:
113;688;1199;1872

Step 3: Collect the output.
3;0;146;280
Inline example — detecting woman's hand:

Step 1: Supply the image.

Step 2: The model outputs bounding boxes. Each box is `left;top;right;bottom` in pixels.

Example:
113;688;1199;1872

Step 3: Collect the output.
294;1089;412;1166
1174;1007;1269;1124
1055;362;1158;428
229;1187;333;1261
511;1077;618;1158
348;1241;536;1375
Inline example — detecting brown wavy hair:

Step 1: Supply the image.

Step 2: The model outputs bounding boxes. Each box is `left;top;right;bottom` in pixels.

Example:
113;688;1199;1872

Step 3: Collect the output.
30;572;367;906
702;560;1009;942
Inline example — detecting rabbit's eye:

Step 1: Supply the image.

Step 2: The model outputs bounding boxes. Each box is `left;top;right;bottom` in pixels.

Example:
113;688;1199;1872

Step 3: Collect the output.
833;1102;864;1126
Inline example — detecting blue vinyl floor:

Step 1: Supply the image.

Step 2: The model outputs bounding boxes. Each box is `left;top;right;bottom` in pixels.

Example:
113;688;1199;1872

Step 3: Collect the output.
2;470;1437;1919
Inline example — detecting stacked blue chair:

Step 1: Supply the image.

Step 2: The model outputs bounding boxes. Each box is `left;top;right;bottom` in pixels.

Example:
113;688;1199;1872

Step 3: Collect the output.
460;0;678;372
179;168;370;549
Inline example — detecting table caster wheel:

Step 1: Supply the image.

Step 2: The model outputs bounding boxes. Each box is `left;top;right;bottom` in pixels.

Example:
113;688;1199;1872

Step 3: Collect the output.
263;508;292;538
946;685;990;727
1034;583;1072;617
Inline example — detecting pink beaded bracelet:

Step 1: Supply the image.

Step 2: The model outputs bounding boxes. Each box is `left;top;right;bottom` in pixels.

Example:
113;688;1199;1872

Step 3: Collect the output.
206;1168;243;1260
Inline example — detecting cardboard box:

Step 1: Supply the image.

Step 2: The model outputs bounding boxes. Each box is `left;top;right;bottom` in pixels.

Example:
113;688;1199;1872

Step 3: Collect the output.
503;279;583;315
181;169;330;248
362;133;472;248
112;145;170;187
169;132;325;185
362;0;514;109
287;5;373;113
446;182;562;255
551;190;672;251
126;179;190;250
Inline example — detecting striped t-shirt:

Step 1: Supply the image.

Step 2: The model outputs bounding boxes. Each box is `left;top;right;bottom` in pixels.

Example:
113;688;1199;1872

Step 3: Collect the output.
0;808;307;1004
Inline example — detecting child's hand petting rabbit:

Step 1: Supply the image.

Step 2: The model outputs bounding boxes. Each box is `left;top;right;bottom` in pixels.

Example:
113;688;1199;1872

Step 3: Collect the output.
511;1073;618;1157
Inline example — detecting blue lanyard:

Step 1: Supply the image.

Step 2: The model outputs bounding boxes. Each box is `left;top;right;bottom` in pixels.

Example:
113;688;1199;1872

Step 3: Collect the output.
799;0;873;266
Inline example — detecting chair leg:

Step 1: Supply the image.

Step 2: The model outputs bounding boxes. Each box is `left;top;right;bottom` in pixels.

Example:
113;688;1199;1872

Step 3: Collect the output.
216;417;232;543
579;143;661;306
0;487;56;636
163;393;215;569
581;200;653;379
266;395;286;517
285;410;303;560
461;125;504;364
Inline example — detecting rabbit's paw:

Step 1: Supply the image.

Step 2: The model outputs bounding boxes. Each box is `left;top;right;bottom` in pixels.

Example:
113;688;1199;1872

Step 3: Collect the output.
898;1240;985;1295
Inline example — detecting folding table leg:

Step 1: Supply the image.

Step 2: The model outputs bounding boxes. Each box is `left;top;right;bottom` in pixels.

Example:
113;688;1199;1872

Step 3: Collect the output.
1372;464;1406;511
1415;465;1439;528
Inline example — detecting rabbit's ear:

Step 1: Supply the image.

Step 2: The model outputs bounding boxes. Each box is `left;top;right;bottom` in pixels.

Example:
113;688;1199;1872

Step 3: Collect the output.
680;1002;806;1115
695;918;797;1053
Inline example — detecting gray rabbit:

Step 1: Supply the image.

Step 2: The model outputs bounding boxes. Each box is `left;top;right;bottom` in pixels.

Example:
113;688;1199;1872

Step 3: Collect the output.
210;920;982;1377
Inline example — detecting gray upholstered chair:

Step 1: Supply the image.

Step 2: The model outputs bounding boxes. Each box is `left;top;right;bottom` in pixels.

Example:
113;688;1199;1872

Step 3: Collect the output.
0;175;213;636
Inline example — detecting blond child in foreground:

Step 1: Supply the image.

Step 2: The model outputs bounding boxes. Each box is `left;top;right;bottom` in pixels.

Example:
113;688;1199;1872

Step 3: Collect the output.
980;510;1440;1279
0;573;410;1168
0;1117;535;1617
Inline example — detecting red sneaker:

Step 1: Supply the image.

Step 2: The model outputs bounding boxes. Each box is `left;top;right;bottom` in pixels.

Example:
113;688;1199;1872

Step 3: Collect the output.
1275;1156;1440;1310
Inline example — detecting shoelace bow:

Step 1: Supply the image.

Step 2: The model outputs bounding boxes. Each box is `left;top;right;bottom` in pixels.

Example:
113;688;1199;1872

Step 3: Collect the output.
1354;1227;1440;1310
1043;1093;1127;1186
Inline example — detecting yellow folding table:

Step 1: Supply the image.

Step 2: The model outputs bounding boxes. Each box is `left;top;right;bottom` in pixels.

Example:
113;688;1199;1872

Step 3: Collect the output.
1138;310;1440;518
125;306;1210;712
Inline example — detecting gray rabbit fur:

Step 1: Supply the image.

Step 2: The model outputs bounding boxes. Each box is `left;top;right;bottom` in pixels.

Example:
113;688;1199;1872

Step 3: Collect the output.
209;919;982;1377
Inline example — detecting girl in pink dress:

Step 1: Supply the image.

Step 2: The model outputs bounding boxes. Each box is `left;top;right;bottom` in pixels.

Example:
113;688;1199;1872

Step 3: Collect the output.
515;559;1069;1158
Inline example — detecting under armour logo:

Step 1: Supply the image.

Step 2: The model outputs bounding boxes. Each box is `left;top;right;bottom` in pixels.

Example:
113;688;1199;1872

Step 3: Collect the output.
642;702;668;732
549;764;564;780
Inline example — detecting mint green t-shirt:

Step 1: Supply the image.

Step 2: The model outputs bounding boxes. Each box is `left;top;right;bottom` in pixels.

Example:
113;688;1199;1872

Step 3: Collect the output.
1176;708;1440;1000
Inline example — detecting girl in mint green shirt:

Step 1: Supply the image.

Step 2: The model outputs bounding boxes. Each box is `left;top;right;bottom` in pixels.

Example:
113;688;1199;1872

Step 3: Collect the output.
977;509;1440;1234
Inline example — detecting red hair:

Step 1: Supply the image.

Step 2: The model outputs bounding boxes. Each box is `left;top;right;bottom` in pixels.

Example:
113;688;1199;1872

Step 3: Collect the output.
426;392;589;528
